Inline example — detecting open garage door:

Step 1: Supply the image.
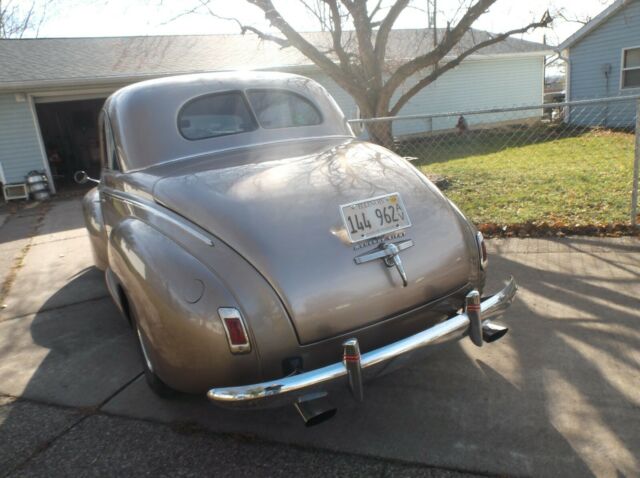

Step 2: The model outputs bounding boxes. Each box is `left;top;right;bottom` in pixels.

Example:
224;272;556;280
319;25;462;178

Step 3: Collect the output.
34;97;105;192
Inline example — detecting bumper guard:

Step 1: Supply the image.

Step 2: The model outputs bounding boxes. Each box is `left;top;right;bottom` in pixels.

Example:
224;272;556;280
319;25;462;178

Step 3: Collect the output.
207;277;517;408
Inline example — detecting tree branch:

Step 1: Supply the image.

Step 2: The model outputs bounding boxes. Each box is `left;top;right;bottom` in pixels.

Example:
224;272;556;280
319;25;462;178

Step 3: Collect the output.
341;0;381;90
0;0;45;39
368;0;383;21
321;0;353;73
299;0;330;30
374;0;409;65
389;16;553;115
246;0;369;106
380;0;499;106
239;24;290;47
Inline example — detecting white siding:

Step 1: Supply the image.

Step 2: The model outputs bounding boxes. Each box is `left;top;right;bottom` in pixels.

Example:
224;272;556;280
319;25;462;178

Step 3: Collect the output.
300;55;545;136
392;56;544;135
301;70;360;119
0;94;45;184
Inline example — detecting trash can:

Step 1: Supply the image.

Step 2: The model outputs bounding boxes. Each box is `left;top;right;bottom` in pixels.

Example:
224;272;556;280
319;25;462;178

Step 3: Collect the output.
26;171;50;201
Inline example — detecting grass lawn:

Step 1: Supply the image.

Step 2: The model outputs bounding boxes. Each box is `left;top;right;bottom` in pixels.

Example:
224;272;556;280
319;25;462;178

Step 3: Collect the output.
400;126;637;226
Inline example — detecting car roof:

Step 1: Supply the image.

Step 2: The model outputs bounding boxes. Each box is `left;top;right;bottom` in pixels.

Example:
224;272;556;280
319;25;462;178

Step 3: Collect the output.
104;71;353;171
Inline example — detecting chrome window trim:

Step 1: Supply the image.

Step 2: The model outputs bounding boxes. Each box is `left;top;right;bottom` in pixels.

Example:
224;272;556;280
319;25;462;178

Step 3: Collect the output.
101;187;215;247
124;135;355;174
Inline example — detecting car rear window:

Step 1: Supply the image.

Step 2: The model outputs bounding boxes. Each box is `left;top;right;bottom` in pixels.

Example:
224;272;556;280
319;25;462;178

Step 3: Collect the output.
247;89;322;129
178;92;257;140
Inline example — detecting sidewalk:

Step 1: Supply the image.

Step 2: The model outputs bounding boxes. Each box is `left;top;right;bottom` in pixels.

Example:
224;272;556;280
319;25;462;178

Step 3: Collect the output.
0;198;638;477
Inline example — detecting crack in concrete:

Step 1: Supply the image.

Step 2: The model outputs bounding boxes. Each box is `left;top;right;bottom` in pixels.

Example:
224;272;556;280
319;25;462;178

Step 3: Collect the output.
0;392;495;478
97;373;145;410
1;410;91;478
30;233;88;246
0;204;51;310
0;294;111;323
0;369;144;478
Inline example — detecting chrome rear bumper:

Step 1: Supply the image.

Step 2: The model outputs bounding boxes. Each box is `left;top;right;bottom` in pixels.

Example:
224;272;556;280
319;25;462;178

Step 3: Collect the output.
207;277;517;409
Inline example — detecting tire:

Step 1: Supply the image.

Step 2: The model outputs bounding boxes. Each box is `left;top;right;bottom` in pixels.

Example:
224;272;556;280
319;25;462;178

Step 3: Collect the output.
130;304;177;399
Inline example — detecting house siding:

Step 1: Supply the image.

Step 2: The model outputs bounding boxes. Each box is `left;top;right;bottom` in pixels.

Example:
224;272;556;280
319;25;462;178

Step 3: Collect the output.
568;0;640;127
304;55;545;136
390;56;544;136
0;94;45;184
0;54;545;189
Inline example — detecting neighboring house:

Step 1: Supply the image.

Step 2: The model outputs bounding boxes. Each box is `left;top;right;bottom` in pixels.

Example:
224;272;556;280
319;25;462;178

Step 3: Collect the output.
0;30;549;193
559;0;640;127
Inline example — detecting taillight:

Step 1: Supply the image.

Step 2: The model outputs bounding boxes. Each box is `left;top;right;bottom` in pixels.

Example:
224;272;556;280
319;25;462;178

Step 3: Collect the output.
476;232;488;269
218;308;251;354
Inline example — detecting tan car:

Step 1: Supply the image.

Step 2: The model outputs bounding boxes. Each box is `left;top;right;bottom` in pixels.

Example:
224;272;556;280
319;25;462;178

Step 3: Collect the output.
78;72;517;426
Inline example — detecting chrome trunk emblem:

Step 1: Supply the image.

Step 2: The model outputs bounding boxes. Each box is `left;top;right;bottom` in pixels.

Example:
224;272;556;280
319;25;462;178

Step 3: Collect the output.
354;239;414;287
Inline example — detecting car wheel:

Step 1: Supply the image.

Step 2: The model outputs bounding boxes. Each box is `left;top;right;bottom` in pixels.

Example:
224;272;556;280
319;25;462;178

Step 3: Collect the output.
131;305;177;399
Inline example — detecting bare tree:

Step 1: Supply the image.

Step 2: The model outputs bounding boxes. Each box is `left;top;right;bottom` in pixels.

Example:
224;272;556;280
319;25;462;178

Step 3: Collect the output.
198;0;552;146
0;0;50;38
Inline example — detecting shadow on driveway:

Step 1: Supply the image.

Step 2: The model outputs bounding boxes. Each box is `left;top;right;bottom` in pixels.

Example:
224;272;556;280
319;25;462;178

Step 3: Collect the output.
2;239;639;476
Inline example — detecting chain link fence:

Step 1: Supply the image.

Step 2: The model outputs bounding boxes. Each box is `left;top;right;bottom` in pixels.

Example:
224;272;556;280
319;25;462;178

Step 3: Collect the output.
349;96;640;230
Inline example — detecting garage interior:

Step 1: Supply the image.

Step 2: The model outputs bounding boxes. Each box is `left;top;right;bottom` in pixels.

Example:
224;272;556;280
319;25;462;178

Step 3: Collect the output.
35;97;105;191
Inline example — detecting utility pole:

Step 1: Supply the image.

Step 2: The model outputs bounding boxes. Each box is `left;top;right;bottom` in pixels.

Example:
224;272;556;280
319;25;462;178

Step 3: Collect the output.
427;0;438;47
427;0;438;74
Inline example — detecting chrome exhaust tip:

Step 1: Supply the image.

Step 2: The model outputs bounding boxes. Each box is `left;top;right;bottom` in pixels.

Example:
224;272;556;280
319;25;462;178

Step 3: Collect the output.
482;322;509;343
294;392;337;427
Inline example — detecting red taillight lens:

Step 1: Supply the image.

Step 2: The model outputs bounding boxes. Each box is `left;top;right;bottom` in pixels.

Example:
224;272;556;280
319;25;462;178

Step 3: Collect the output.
218;308;251;353
224;317;247;345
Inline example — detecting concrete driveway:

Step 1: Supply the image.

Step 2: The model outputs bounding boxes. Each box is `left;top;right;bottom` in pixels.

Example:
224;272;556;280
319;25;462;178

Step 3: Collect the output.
0;198;639;477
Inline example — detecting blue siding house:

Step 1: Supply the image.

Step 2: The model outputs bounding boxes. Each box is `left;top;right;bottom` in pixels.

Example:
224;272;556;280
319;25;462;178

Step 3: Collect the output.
560;0;640;127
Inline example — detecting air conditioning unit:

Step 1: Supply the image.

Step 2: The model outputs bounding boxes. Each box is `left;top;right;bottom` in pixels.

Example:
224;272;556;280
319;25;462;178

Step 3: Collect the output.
0;162;29;202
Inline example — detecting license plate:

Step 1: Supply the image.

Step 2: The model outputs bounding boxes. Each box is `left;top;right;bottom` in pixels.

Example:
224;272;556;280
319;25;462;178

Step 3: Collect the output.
339;193;411;243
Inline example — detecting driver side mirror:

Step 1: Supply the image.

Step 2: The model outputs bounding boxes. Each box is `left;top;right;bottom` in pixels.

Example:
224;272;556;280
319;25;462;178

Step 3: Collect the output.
74;170;99;185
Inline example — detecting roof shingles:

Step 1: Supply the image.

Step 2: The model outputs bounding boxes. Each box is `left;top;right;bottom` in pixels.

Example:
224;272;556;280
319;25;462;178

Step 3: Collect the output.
0;29;548;87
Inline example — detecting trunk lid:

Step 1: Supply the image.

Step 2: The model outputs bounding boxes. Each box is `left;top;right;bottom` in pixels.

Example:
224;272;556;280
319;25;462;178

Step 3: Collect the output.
153;138;474;345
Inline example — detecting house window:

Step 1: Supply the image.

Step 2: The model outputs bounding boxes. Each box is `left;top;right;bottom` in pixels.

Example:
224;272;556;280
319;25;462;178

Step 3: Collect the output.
621;47;640;89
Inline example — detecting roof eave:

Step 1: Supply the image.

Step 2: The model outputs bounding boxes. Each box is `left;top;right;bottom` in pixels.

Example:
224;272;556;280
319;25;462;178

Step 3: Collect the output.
558;0;632;51
0;50;550;94
0;74;165;93
461;50;552;59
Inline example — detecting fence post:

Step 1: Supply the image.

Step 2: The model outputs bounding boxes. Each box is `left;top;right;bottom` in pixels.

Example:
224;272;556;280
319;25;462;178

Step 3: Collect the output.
633;99;640;228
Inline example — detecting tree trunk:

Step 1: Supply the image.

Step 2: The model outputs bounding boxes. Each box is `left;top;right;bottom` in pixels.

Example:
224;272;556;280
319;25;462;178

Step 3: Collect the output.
357;94;395;149
366;120;394;150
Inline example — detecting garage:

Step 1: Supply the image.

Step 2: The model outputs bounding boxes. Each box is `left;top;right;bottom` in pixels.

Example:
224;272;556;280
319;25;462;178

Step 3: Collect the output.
34;96;105;192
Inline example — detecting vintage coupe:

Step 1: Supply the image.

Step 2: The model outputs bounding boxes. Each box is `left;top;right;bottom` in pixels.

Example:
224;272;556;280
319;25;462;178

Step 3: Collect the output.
78;72;516;425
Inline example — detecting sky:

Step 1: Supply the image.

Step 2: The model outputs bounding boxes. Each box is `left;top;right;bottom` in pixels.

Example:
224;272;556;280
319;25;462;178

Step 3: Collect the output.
24;0;615;47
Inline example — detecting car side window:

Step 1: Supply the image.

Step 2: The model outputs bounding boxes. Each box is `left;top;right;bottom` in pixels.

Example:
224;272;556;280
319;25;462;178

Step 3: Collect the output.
246;89;322;129
100;112;120;171
178;91;258;141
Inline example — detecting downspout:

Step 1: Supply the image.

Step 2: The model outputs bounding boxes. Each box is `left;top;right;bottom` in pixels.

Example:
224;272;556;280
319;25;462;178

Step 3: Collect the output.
603;63;612;126
551;49;571;122
27;95;56;194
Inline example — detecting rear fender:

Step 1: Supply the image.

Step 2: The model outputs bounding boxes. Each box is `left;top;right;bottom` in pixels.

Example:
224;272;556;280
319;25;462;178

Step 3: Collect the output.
107;217;261;393
81;188;108;270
